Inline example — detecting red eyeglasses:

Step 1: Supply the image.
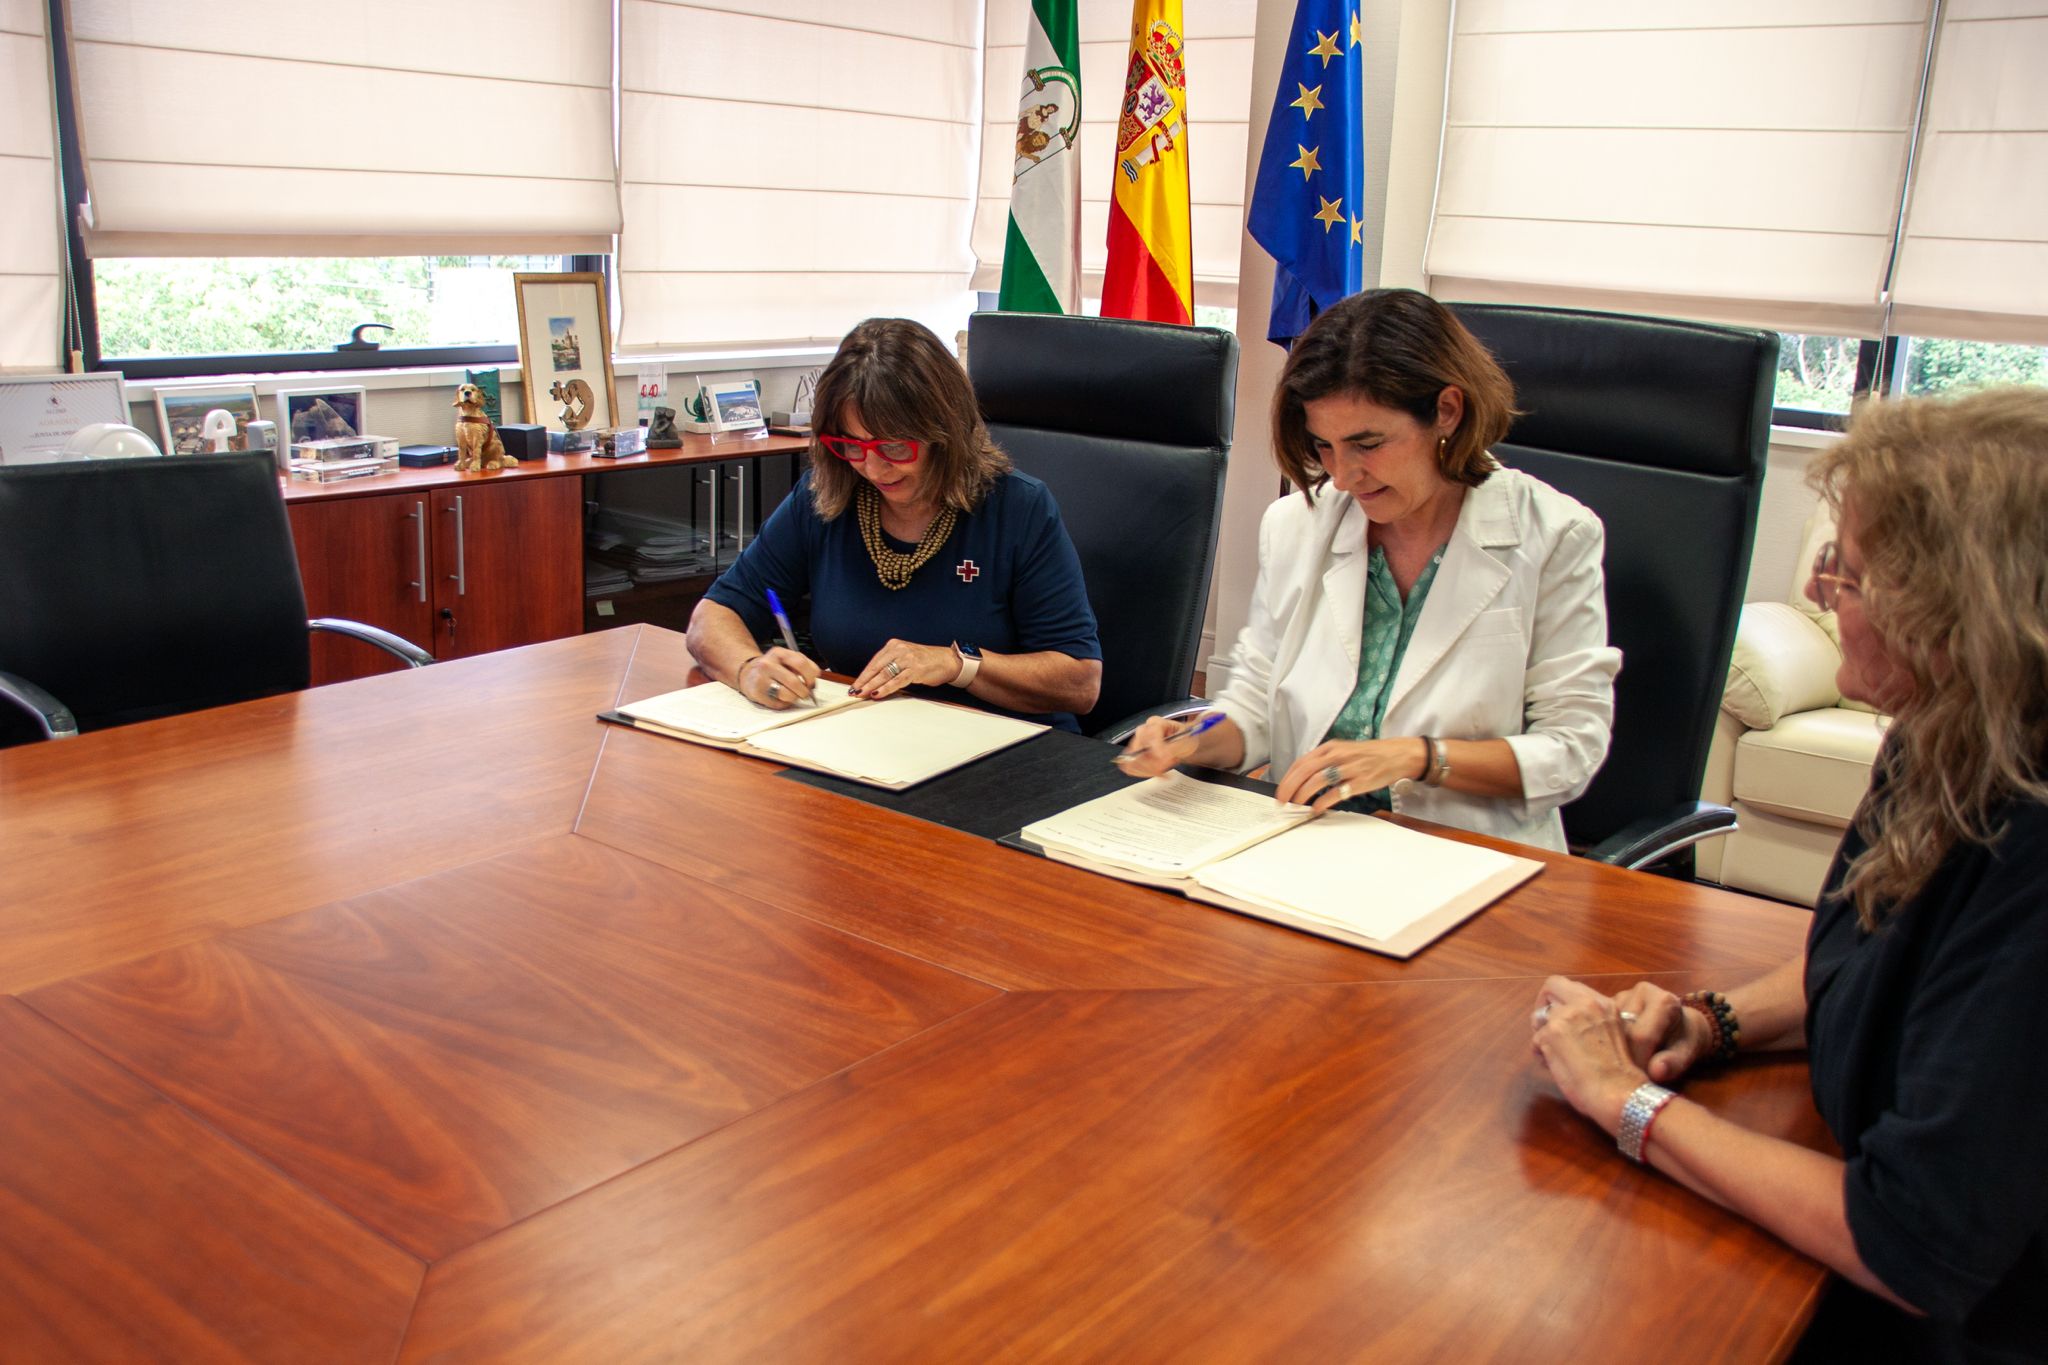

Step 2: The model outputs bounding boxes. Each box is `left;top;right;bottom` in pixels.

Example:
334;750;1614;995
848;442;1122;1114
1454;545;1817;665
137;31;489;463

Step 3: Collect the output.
820;434;922;464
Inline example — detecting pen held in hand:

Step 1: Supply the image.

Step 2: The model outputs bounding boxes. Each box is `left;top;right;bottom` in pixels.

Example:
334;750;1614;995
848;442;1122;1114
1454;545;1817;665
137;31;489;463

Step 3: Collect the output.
1113;710;1224;770
762;587;817;706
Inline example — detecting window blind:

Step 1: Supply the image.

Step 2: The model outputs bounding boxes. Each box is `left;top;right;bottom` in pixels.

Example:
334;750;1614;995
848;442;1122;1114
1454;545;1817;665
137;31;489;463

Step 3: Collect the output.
2;0;61;368
615;2;982;351
971;0;1256;309
1426;1;1934;338
67;0;620;258
1890;1;2048;344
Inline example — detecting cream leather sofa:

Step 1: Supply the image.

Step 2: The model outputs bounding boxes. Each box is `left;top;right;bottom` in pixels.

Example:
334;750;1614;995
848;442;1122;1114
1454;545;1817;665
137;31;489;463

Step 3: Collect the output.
1695;505;1886;905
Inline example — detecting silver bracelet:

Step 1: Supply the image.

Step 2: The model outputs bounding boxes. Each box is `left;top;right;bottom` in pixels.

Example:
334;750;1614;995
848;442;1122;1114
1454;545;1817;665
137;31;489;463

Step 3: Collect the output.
1422;736;1451;787
1617;1081;1677;1163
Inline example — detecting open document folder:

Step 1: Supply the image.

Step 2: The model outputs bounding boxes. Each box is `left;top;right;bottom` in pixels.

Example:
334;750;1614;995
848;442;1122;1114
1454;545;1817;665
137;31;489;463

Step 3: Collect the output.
1019;774;1543;958
600;679;1045;790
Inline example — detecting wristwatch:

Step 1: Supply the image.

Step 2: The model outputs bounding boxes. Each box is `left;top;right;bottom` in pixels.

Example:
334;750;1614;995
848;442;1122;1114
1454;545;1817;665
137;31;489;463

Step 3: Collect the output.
951;641;982;688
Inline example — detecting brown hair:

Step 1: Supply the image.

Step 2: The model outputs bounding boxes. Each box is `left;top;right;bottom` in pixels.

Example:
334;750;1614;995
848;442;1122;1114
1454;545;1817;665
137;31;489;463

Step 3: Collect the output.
1271;289;1517;497
1809;387;2048;928
805;318;1010;520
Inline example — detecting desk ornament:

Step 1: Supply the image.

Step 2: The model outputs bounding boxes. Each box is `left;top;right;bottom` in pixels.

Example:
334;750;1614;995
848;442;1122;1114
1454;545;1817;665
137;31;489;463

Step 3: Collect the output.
452;382;516;471
646;405;682;448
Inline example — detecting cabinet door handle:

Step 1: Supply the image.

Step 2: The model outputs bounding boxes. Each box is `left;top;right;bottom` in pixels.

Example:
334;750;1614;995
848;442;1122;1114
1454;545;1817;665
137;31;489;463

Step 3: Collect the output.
705;467;719;567
445;495;467;596
727;464;748;551
408;500;427;602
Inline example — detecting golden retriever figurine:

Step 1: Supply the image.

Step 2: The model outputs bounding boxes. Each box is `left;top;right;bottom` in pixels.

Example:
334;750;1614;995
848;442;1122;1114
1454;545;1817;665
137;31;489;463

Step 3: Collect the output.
452;382;515;471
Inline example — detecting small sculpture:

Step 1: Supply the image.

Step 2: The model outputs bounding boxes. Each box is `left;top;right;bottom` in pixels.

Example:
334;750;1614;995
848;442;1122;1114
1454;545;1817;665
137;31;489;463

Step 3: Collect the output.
550;377;596;432
646;405;682;448
452;382;516;471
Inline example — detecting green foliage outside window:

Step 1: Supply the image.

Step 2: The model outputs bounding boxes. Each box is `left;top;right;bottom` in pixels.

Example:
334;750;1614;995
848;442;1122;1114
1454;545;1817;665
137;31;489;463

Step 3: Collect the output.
94;255;558;358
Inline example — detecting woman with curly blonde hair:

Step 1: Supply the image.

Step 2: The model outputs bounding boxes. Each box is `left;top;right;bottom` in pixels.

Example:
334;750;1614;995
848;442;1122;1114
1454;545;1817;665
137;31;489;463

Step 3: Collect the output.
1530;386;2048;1362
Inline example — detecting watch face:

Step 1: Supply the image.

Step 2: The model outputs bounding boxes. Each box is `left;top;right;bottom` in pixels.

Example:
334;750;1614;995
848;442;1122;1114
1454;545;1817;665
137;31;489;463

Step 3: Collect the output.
957;642;982;659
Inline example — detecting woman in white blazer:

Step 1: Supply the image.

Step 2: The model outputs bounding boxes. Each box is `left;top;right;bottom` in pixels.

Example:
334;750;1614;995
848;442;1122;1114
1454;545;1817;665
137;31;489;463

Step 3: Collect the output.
1122;290;1620;852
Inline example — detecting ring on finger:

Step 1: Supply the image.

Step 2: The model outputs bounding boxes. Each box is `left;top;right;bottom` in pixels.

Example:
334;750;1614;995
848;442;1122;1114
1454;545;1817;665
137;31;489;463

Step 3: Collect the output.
1321;763;1343;788
1619;1011;1638;1023
885;659;904;678
766;681;781;700
1534;1003;1552;1026
1336;782;1352;802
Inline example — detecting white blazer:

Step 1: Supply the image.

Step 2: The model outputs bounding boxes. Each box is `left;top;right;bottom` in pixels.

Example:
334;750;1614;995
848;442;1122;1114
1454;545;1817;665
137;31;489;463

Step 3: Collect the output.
1211;465;1622;851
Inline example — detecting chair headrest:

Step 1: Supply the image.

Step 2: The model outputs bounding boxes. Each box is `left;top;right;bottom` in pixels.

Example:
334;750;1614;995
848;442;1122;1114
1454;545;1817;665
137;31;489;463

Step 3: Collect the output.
1449;303;1776;478
968;311;1239;449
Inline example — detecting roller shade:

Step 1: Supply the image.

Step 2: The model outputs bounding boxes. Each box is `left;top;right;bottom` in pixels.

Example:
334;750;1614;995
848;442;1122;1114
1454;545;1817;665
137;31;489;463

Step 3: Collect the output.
1890;1;2048;344
1427;1;1933;338
616;2;982;351
2;0;62;368
68;0;620;258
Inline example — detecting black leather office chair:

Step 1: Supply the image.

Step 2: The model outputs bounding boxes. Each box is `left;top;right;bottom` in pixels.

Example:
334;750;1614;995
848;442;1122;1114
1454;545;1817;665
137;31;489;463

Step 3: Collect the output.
0;452;431;748
967;311;1239;737
1448;303;1775;870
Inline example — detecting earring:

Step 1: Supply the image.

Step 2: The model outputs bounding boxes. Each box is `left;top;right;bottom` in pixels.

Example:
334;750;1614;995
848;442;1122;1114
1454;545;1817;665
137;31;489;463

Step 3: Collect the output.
1438;436;1448;460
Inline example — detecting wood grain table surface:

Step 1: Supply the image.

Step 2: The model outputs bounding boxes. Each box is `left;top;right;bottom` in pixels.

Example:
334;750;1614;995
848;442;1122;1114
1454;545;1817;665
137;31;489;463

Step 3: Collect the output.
0;625;1829;1363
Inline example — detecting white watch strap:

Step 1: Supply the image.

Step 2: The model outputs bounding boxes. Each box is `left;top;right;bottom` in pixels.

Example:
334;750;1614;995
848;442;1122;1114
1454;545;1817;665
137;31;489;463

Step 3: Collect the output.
951;645;980;688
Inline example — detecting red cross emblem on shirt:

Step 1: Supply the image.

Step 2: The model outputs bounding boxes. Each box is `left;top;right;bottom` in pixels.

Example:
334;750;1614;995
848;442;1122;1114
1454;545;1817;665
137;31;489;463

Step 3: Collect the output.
956;559;980;583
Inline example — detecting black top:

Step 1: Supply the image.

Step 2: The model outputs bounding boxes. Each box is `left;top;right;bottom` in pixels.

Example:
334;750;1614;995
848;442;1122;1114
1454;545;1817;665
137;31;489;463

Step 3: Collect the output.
1802;780;2048;1364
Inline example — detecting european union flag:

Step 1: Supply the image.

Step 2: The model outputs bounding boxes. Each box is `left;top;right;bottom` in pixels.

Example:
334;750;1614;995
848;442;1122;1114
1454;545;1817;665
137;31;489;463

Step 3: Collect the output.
1247;1;1365;348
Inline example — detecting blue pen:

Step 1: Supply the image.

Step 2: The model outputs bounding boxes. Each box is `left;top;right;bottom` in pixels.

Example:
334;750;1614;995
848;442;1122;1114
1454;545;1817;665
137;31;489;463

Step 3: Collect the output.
763;588;816;705
1115;710;1224;768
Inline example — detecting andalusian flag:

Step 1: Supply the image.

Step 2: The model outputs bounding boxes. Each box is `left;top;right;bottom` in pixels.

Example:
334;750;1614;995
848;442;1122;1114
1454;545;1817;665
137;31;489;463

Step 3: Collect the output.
1247;0;1365;347
1101;0;1194;324
998;0;1082;314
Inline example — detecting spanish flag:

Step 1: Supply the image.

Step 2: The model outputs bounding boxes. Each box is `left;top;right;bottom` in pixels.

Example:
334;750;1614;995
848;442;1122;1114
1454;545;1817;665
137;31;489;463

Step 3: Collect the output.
1101;1;1193;324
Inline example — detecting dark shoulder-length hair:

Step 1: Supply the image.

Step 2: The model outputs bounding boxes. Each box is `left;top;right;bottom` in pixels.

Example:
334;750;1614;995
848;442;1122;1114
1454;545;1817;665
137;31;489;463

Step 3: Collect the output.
806;318;1010;520
1271;288;1518;497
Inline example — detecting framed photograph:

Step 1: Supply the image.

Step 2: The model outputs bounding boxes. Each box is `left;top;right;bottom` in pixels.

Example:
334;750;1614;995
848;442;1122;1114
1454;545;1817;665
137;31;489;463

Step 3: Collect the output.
154;383;260;456
276;387;368;457
513;271;617;434
701;375;765;429
0;371;127;464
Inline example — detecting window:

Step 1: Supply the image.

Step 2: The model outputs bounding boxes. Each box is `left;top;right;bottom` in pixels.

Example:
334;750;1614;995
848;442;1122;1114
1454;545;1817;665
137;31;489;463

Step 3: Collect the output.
94;256;567;362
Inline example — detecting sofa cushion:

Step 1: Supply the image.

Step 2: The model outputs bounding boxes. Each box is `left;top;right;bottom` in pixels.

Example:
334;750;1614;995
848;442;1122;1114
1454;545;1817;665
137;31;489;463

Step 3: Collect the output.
1732;708;1885;827
1723;602;1842;729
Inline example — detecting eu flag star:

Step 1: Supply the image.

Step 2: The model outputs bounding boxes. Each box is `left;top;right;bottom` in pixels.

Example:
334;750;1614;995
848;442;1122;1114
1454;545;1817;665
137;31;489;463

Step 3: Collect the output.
1291;145;1322;180
1350;214;1363;245
1314;196;1345;231
1291;82;1324;118
1350;11;1364;48
1309;30;1342;66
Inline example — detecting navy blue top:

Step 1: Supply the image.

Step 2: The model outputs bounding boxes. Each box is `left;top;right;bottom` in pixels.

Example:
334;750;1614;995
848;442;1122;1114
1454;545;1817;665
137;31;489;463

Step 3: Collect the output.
705;469;1100;731
1801;770;2048;1362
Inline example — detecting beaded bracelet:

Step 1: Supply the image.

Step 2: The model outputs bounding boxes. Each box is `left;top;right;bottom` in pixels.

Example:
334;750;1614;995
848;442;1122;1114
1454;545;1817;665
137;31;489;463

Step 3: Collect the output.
1682;990;1742;1065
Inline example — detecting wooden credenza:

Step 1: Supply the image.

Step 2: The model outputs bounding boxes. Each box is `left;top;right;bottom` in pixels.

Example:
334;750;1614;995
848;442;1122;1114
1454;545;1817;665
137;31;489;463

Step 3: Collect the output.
284;433;810;685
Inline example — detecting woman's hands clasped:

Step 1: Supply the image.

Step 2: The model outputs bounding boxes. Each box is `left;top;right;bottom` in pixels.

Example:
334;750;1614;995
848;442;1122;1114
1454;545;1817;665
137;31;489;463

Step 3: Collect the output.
1530;977;1714;1133
738;647;821;710
852;639;959;699
1272;738;1430;813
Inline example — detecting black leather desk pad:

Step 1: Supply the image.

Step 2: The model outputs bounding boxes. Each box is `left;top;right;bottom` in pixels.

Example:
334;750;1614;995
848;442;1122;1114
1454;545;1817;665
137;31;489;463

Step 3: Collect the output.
775;727;1274;845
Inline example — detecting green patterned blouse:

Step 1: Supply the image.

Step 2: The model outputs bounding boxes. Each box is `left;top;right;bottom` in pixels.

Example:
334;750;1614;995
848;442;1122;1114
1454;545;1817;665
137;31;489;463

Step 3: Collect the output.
1324;545;1444;810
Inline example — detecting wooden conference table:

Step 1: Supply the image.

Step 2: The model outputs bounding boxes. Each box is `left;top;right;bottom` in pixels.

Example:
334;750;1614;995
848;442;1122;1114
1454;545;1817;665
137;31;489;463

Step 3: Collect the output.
0;626;1831;1362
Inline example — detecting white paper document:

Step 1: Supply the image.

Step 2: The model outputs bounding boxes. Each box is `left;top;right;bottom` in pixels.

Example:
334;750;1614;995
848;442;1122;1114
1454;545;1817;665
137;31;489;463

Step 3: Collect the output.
1020;775;1310;877
619;678;859;742
1193;811;1528;943
747;697;1044;787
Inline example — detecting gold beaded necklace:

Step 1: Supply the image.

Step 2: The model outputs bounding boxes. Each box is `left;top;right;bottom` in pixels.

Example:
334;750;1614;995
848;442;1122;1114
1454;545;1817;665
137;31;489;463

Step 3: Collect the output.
856;483;957;590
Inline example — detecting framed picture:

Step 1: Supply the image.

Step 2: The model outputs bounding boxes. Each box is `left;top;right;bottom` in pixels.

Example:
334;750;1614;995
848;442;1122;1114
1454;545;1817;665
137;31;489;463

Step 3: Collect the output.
514;271;617;434
700;375;765;429
0;371;127;464
154;383;260;456
276;387;368;457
